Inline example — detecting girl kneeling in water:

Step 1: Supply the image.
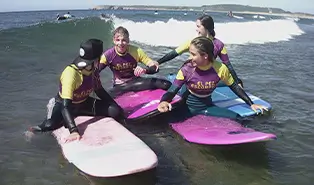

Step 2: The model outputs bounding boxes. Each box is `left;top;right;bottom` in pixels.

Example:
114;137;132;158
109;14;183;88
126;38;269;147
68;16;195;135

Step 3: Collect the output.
157;36;267;119
30;39;123;142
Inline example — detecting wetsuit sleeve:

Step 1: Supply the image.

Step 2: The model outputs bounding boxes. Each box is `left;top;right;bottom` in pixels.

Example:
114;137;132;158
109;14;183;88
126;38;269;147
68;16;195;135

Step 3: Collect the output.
175;40;191;55
61;99;79;134
218;46;230;65
157;40;191;64
160;69;185;102
225;63;240;85
91;69;115;103
218;45;240;84
228;82;253;106
214;62;235;86
157;50;179;65
145;65;159;74
94;88;116;103
214;60;253;105
59;67;77;100
59;67;79;133
98;53;108;72
136;47;153;66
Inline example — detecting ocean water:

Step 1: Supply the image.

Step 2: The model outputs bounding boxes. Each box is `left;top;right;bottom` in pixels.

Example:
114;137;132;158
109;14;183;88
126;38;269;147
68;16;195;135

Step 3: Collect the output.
0;9;314;185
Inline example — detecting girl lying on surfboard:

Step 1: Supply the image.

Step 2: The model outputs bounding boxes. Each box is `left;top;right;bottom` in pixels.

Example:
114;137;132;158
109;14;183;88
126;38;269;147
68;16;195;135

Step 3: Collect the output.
98;26;172;96
30;39;124;142
157;36;268;119
157;15;243;87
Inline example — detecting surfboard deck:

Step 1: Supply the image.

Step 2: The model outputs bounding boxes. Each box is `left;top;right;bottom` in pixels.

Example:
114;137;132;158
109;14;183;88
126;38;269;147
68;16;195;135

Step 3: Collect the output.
170;115;276;145
52;116;158;177
166;74;271;117
212;86;272;117
115;89;182;121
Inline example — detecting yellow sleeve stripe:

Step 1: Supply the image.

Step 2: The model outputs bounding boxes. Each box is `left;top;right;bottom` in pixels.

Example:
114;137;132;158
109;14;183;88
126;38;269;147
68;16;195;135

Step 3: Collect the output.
100;54;107;65
137;47;152;65
59;66;81;100
128;45;152;66
175;70;185;80
213;61;234;86
221;46;228;54
175;39;191;54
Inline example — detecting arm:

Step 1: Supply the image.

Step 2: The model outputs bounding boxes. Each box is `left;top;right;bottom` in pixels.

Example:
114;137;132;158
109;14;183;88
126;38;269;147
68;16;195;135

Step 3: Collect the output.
93;70;121;109
225;62;240;85
157;40;191;65
218;46;240;84
157;50;179;65
134;47;160;74
59;67;79;133
160;69;186;102
98;53;109;72
160;85;181;102
145;65;159;74
218;64;253;106
91;69;115;102
228;82;253;106
61;99;79;133
136;47;158;68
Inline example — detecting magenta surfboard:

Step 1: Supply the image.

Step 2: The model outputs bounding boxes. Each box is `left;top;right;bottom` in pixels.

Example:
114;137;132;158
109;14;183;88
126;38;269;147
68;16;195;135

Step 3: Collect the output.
171;115;276;145
115;89;182;121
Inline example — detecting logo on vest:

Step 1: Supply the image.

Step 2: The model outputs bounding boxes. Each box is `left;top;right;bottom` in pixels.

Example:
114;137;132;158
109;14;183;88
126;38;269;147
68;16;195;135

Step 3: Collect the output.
79;48;85;57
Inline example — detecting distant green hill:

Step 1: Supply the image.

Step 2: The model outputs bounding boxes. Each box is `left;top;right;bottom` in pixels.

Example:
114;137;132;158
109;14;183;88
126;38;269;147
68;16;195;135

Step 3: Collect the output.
201;4;289;13
94;4;297;14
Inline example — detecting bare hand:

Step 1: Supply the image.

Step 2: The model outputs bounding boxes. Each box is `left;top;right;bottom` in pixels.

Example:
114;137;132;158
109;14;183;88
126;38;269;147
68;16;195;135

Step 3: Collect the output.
134;66;146;76
250;104;268;115
157;101;172;112
65;132;81;143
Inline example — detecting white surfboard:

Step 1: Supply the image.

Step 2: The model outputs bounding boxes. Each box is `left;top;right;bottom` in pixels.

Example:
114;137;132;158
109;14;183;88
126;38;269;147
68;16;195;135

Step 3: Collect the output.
52;116;158;177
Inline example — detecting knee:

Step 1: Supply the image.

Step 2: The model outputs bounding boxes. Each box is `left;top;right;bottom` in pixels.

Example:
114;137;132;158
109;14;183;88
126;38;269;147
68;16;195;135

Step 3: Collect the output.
108;104;124;119
163;80;172;89
156;79;172;90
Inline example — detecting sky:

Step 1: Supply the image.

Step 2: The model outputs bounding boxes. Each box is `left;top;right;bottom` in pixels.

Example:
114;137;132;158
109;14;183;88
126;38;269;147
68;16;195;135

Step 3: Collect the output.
1;0;313;13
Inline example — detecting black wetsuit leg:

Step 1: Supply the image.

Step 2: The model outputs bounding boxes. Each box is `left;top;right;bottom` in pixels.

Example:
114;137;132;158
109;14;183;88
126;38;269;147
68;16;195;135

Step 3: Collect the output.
32;96;124;132
78;97;124;121
35;97;65;132
110;77;172;97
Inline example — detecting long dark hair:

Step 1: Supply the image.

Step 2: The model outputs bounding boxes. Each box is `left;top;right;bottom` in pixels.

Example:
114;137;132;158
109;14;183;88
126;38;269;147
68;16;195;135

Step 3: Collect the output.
197;15;216;37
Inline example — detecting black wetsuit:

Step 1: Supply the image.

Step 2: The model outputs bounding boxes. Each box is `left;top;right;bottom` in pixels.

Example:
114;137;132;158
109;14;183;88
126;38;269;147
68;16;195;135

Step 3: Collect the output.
31;65;123;134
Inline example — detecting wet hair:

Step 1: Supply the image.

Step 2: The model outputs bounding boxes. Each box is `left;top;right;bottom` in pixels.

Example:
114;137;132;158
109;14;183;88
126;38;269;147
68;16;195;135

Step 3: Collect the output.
190;36;214;59
113;26;129;38
197;15;215;37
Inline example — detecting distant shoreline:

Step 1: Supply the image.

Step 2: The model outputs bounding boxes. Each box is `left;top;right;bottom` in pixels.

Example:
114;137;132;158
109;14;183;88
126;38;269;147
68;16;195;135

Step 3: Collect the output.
92;5;314;19
208;10;314;19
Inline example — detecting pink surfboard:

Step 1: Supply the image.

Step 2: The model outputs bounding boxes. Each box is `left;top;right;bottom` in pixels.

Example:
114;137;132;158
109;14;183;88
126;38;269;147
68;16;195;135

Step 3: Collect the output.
115;89;182;120
52;116;158;177
171;115;276;145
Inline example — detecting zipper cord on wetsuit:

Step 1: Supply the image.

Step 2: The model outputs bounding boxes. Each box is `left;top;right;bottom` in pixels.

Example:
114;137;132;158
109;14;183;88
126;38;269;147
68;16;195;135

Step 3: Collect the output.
92;67;96;116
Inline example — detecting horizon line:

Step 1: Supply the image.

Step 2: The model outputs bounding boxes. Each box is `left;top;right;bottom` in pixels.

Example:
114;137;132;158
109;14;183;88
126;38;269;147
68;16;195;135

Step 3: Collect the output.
0;4;313;14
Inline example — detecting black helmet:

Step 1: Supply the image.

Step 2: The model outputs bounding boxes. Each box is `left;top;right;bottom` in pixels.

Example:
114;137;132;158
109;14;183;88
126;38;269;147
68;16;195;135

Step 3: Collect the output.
73;39;103;68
